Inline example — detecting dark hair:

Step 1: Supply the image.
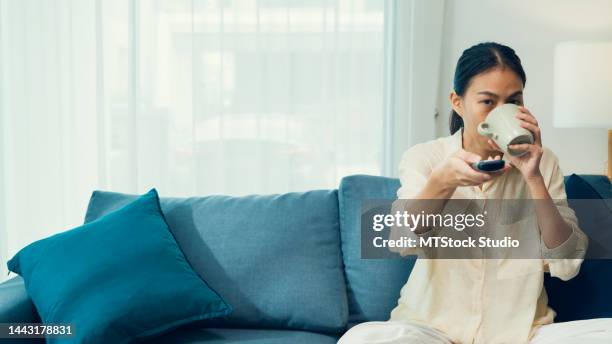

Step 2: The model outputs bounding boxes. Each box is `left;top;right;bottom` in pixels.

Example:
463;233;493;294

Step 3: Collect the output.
449;42;527;134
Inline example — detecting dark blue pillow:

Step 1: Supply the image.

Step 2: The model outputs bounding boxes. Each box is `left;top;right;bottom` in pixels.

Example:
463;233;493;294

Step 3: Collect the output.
7;189;231;344
564;174;612;200
544;175;612;321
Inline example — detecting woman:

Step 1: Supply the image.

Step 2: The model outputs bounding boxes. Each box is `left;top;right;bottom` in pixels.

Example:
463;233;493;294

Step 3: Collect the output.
338;42;612;344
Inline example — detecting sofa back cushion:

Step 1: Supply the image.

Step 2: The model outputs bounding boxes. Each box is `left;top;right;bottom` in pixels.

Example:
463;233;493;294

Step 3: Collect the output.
338;175;416;327
544;174;612;321
85;189;348;334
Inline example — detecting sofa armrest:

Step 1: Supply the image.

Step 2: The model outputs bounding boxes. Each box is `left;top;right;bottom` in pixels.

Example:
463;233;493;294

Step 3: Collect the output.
0;276;40;323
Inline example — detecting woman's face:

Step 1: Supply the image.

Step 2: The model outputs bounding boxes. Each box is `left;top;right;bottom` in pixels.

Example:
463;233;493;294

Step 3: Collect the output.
451;67;524;150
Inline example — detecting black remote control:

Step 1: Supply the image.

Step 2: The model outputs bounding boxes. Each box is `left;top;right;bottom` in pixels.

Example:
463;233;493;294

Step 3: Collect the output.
471;159;505;172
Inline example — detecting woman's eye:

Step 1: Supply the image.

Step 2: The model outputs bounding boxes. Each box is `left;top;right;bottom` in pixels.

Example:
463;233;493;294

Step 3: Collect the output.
481;99;493;105
509;99;522;105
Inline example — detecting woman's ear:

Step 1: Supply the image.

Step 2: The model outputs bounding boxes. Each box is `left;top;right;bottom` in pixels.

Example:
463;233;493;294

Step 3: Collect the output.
449;90;463;117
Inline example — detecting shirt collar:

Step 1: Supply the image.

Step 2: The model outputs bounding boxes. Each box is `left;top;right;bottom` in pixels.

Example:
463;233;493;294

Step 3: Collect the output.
444;127;464;156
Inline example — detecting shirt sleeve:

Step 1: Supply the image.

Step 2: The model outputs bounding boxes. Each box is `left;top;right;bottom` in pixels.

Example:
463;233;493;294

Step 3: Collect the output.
540;148;588;281
388;145;436;257
396;144;432;199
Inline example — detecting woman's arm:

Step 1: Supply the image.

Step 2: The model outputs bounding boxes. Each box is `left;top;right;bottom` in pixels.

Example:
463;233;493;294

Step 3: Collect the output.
526;175;573;249
529;158;588;280
499;106;587;280
397;149;498;234
389;148;505;256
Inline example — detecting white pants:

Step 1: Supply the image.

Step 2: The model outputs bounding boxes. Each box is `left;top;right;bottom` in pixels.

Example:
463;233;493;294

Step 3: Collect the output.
337;318;612;344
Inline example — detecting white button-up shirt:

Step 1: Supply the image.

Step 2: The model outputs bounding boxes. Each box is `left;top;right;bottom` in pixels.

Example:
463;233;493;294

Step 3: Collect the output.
388;129;588;344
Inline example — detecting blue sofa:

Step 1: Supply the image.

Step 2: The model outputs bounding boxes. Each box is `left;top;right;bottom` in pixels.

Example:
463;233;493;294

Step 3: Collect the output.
1;174;610;343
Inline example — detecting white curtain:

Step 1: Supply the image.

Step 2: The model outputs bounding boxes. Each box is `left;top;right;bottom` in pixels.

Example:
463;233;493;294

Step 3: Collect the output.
0;0;396;279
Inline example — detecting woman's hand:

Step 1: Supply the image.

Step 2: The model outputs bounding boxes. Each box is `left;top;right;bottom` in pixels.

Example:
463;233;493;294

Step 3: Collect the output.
488;106;543;182
431;149;510;190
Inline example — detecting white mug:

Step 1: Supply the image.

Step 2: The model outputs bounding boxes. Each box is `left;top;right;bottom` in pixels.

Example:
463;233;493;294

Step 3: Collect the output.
477;104;534;157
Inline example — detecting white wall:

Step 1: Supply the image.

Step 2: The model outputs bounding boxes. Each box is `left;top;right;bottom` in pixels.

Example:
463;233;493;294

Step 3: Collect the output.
436;0;612;175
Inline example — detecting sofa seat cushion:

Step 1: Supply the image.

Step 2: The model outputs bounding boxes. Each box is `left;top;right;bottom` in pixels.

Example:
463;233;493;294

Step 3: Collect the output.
85;189;348;334
0;277;39;324
148;327;339;344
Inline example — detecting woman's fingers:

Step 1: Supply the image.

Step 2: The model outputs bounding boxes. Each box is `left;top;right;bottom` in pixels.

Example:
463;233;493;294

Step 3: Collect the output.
516;112;538;126
519;121;540;136
508;143;531;152
456;149;481;164
518;121;542;145
487;139;500;151
461;165;492;184
485;158;513;176
454;148;512;187
516;109;538;126
500;166;511;173
501;162;513;172
518;106;536;119
509;143;543;157
516;107;543;145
